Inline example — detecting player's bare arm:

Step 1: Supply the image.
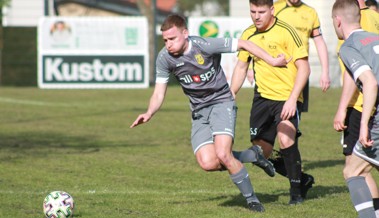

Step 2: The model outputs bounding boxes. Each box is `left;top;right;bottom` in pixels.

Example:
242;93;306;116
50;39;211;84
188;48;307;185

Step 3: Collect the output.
281;58;310;120
333;71;357;132
230;60;249;97
358;70;378;147
313;35;330;92
237;39;289;67
130;83;168;128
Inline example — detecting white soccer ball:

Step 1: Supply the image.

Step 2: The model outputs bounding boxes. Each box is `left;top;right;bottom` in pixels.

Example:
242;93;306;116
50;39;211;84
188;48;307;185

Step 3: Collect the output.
43;191;74;218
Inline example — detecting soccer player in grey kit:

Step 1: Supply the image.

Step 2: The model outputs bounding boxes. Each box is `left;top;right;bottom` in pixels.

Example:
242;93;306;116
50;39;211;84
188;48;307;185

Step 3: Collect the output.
130;14;289;212
332;0;379;217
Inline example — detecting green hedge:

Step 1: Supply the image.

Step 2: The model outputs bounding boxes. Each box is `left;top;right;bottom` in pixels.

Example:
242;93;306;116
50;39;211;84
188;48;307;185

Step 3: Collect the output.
2;27;37;86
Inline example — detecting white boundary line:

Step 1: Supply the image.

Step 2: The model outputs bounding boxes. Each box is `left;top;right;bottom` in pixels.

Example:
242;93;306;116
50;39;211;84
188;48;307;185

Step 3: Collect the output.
0;189;234;195
0;97;70;107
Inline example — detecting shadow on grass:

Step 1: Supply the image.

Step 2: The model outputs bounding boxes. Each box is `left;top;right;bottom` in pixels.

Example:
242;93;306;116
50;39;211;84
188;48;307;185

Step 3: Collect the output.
303;159;344;171
0;132;97;148
0;130;148;157
218;184;348;209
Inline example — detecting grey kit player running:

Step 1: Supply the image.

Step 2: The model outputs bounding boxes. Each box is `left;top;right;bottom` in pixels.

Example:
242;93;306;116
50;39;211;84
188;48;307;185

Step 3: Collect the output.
131;14;288;212
332;0;379;217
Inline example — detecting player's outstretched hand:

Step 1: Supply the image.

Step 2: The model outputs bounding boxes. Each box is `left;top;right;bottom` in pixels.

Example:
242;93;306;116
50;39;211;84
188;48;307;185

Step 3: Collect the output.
231;90;236;100
271;54;292;67
130;113;151;128
359;125;374;147
280;99;296;120
333;110;347;132
319;74;330;92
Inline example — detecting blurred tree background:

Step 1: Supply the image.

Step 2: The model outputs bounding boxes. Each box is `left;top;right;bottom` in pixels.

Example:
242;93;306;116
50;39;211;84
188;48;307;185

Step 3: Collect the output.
1;0;228;86
0;0;11;83
136;0;228;84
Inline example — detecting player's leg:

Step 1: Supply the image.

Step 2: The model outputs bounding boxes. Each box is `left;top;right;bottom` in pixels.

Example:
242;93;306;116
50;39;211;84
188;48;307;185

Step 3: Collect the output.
191;105;223;171
194;140;264;212
211;101;265;212
276;119;303;204
344;108;379;213
232;139;275;177
346;157;379;214
232;96;275;177
195;144;224;171
268;101;314;199
365;173;379;217
213;134;264;212
344;153;376;218
346;120;379;218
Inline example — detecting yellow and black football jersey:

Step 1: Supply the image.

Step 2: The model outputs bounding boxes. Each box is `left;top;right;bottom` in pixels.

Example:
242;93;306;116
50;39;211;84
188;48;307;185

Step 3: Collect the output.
274;1;321;53
238;18;308;102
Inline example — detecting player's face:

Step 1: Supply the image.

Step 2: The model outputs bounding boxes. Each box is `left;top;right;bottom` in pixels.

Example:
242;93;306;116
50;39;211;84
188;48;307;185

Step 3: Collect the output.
162;26;189;56
249;4;275;32
332;13;343;40
287;0;301;6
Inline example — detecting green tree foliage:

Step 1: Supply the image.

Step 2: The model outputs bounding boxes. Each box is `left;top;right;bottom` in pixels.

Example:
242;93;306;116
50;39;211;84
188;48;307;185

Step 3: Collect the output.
0;0;11;83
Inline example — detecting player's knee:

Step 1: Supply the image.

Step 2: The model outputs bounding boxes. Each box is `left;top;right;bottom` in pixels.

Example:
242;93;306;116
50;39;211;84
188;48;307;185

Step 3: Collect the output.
343;164;358;179
253;140;273;158
277;136;295;149
215;150;231;164
198;158;220;171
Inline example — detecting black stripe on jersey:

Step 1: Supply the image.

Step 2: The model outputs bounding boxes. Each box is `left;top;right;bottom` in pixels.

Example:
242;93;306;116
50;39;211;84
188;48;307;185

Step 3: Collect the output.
275;4;290;17
239;24;257;63
276;19;303;48
240;24;259;40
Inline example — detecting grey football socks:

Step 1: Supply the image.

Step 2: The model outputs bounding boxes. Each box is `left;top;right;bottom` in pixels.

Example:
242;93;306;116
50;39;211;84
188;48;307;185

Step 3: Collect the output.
232;149;258;163
230;166;259;204
347;176;376;218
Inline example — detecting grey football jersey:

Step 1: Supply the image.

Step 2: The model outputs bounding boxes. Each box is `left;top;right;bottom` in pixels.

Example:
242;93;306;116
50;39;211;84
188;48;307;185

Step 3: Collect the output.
155;36;237;111
340;30;379;92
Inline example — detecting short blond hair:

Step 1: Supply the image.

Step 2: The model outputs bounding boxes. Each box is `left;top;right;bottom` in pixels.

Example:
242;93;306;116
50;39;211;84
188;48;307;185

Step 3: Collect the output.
332;0;361;24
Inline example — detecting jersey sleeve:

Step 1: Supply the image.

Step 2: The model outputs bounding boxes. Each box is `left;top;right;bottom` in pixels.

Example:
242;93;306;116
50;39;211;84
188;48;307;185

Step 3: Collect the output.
340;45;371;82
191;36;236;54
284;24;308;61
155;50;170;84
237;27;255;63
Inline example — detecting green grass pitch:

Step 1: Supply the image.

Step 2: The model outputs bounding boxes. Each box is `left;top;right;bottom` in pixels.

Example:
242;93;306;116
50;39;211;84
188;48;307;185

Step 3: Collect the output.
0;86;372;217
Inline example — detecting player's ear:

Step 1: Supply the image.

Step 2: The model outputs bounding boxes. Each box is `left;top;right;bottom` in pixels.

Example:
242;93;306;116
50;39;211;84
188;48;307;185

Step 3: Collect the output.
183;28;189;39
335;15;342;28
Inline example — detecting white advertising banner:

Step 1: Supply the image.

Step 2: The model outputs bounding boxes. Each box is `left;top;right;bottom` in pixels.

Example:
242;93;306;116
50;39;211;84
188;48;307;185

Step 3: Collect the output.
188;17;253;87
38;17;149;89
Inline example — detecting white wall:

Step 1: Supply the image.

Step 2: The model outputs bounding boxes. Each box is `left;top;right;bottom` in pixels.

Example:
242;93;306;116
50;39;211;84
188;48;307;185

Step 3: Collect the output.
302;0;341;87
2;0;45;27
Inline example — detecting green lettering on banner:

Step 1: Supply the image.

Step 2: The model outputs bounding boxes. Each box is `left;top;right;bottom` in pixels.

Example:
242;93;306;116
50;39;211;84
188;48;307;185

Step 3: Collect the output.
125;28;138;45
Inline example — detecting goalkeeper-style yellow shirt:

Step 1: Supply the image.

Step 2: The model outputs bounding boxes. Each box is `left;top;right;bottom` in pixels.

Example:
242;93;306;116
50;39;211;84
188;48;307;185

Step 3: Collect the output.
238;18;308;102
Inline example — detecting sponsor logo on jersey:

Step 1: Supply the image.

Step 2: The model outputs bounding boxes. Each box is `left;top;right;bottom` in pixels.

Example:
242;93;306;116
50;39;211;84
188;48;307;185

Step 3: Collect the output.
179;67;216;84
360;36;379;46
176;62;184;67
195;54;205;65
350;59;360;69
269;44;277;50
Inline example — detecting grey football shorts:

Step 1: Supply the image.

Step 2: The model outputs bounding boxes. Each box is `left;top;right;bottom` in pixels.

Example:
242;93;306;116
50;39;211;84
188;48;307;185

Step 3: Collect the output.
353;112;379;166
191;101;237;154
